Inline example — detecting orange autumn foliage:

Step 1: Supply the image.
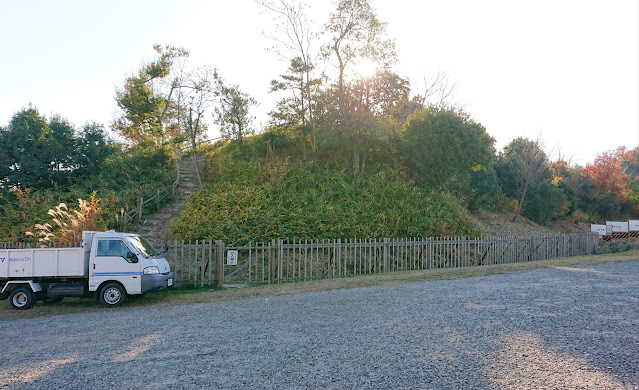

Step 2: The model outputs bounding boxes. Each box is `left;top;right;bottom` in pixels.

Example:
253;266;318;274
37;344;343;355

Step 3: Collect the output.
582;146;635;204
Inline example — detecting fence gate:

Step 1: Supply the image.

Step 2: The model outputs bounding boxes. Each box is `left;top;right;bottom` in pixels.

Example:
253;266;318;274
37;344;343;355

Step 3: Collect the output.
166;240;219;287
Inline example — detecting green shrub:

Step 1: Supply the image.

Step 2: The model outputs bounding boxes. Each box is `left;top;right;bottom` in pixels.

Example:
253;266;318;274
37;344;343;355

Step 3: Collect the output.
596;238;639;254
171;161;481;245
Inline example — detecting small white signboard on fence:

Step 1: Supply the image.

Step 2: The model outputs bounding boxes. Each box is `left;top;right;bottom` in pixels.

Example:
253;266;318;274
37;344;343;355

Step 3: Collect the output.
629;220;639;232
226;250;238;266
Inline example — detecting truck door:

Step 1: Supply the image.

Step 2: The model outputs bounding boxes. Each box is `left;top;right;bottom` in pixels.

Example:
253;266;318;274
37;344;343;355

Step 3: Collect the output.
90;239;142;294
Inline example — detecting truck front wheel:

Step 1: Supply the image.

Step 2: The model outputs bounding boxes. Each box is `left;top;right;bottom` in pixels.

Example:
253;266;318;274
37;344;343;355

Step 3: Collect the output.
9;288;36;310
98;283;127;307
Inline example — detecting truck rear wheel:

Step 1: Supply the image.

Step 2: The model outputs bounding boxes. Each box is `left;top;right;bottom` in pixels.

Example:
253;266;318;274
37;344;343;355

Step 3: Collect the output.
9;288;36;310
98;283;126;307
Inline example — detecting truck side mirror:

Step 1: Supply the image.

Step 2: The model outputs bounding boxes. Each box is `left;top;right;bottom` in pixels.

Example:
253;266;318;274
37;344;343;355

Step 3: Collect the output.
126;251;138;263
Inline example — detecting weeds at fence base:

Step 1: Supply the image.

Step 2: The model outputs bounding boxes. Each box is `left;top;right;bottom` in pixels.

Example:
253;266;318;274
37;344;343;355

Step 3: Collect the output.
596;238;639;254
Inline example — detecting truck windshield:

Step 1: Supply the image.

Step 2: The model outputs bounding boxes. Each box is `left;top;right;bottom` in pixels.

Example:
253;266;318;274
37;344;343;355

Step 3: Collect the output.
126;236;159;258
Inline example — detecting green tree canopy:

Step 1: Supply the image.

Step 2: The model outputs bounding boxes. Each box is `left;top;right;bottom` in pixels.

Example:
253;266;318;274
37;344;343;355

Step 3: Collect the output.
495;138;559;222
74;122;118;178
0;108;118;192
402;107;495;194
215;82;257;157
0;107;69;189
113;45;189;147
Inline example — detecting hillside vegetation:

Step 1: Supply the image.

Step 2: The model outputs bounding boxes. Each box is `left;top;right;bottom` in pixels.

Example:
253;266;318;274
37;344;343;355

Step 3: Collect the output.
171;155;480;245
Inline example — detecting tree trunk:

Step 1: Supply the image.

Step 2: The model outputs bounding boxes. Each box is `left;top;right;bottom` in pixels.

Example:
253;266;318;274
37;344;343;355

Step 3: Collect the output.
299;70;306;126
305;69;317;152
238;126;245;160
310;132;317;153
192;145;202;189
512;179;529;222
352;143;360;174
302;133;307;161
188;107;203;188
335;44;346;120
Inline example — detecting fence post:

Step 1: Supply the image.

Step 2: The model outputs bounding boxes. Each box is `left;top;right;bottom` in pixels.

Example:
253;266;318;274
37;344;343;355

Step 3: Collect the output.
383;238;389;273
156;189;160;212
209;240;213;286
278;239;283;283
138;197;143;225
529;236;534;261
216;240;224;287
269;239;275;284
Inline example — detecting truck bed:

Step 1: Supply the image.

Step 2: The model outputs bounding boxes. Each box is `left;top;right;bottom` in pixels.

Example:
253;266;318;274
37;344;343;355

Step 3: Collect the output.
0;247;87;278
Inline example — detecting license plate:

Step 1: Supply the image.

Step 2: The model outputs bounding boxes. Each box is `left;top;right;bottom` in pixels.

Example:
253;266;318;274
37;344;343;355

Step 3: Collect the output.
167;278;173;287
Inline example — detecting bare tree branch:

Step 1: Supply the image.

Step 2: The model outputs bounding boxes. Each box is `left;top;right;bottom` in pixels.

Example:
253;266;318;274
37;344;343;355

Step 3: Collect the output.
414;72;457;108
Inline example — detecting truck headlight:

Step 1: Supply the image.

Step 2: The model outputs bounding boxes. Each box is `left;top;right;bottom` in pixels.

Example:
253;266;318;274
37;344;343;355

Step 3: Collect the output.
143;266;160;275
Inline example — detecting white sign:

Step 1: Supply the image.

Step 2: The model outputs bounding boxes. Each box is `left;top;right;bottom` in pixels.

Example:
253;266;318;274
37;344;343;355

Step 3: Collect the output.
629;220;639;232
606;221;629;233
226;250;238;266
590;224;607;236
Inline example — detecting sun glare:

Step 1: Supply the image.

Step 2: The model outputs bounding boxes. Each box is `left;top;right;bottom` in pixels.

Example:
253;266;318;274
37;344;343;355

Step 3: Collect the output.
356;58;377;78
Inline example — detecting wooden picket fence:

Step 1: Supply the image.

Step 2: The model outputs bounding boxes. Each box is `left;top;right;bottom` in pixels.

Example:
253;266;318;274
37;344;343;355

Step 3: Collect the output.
1;233;599;287
165;232;599;287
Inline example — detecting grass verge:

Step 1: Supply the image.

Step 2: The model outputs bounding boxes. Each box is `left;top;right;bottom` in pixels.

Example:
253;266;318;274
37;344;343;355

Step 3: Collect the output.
2;250;637;321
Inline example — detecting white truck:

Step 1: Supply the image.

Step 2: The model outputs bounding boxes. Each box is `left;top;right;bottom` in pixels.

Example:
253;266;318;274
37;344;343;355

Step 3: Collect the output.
0;231;173;310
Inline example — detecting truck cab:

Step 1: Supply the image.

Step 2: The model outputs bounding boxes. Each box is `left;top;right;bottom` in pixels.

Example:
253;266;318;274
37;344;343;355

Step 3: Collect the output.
1;231;173;309
89;232;172;293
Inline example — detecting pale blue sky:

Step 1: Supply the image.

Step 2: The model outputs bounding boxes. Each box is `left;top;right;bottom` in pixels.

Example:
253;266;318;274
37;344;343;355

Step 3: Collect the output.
1;0;637;164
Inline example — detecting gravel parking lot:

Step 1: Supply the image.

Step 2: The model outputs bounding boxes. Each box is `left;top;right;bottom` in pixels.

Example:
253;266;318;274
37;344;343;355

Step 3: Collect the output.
1;261;638;389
